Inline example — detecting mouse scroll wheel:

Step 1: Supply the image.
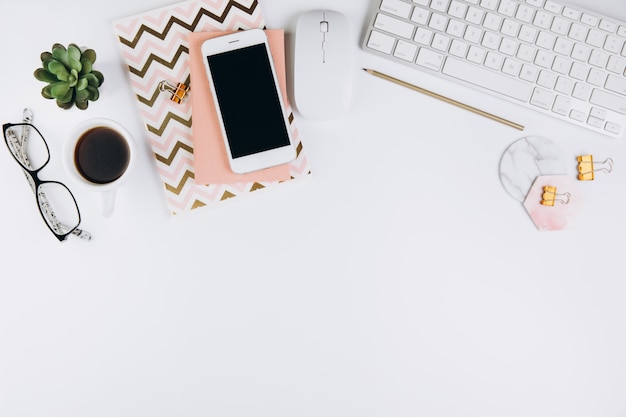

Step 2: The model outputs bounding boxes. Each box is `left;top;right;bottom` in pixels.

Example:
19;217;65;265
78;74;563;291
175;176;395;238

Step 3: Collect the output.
320;21;329;32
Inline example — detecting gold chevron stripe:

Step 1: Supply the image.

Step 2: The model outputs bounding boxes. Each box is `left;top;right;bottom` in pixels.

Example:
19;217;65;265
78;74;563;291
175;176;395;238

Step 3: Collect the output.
138;74;191;107
250;182;265;191
191;199;207;210
221;190;236;200
147;112;193;136
164;170;195;195
119;0;259;49
154;141;194;166
138;89;161;107
128;45;188;78
296;141;303;157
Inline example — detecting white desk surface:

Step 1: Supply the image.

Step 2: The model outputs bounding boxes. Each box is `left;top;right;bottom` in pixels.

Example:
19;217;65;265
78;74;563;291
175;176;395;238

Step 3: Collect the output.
2;0;626;416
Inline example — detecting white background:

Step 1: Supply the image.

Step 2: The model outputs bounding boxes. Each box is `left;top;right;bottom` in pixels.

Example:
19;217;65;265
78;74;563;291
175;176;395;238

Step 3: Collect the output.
1;0;626;416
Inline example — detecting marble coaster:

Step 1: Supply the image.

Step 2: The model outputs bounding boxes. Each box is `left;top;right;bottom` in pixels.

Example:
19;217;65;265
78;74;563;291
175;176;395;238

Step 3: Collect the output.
499;136;566;202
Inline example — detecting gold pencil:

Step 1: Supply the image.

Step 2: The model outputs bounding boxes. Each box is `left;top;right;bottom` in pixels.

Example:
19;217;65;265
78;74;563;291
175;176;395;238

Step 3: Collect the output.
364;68;525;131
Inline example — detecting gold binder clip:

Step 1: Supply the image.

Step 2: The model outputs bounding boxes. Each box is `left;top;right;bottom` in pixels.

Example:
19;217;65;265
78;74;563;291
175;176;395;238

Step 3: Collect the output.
577;155;613;181
158;80;190;104
541;186;571;207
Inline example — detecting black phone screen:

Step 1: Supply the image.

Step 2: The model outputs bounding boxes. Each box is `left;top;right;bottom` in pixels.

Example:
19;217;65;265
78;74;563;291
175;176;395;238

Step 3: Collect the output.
207;43;291;159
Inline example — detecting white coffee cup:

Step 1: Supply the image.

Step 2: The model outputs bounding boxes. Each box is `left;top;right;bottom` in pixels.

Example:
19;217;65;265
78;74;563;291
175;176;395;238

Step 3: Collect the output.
64;118;137;217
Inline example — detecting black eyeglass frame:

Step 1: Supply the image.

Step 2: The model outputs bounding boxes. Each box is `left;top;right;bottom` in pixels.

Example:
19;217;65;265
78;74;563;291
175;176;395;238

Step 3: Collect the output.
3;122;87;242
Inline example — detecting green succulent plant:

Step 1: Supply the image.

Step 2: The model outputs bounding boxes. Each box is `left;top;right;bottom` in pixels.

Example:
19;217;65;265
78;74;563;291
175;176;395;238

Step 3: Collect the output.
34;43;104;110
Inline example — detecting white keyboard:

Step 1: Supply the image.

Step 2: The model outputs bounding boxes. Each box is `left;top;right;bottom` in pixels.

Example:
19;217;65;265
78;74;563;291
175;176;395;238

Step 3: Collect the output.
363;0;626;137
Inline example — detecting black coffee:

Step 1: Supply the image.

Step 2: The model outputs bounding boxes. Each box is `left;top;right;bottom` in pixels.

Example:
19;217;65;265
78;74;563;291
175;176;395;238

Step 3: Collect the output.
74;126;130;184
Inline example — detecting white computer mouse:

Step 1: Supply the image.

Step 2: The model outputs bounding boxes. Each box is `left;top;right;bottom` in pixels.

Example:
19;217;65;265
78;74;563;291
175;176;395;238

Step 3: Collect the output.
294;10;353;120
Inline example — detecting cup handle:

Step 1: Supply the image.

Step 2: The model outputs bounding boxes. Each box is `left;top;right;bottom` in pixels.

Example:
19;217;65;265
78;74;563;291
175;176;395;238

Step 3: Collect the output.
102;190;117;217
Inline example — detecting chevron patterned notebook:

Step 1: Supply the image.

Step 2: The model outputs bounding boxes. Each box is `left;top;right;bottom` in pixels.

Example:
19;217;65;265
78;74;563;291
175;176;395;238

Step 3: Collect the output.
113;0;311;215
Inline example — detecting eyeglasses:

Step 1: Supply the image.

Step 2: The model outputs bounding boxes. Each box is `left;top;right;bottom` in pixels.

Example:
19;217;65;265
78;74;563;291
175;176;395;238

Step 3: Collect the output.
3;113;91;242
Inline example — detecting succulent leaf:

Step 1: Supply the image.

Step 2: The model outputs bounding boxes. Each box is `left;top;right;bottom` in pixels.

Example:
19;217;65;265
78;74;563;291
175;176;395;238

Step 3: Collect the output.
34;68;58;83
57;88;74;104
75;99;89;110
41;52;54;66
84;73;99;87
86;85;99;101
76;78;88;91
82;49;96;64
68;57;82;73
76;88;90;102
67;44;81;61
79;58;92;76
92;70;104;86
52;46;69;67
50;81;71;98
56;99;74;110
42;85;54;99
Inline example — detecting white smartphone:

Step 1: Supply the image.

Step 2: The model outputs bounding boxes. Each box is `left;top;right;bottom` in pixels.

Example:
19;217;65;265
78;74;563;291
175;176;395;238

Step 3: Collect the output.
201;29;296;174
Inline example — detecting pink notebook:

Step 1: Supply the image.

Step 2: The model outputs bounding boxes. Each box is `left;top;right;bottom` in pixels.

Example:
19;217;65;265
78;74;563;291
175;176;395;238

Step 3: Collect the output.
113;0;311;215
188;30;291;185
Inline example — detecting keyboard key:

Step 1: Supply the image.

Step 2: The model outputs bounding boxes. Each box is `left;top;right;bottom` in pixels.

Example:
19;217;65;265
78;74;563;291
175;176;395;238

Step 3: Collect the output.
411;7;430;25
464;26;483;43
520;63;540;82
605;121;622;134
432;33;451;51
587;115;604;127
606;73;626;95
570;62;589;80
516;5;535;23
498;0;518;17
555;76;575;94
381;0;413;19
415;27;434;45
571;43;591;61
502;57;522;75
429;12;449;31
570;108;587;121
589;49;609;68
552;95;571;115
485;51;504;69
501;19;521;37
416;48;445;70
530;87;555;109
586;30;606;48
604;35;624;54
375;13;415;38
581;13;599;27
590;89;626;114
562;7;580;21
606;56;626;74
394;40;419;61
569;24;589;42
573;82;592;100
517;43;537;62
587;68;607;86
448;1;468;18
468;45;487;63
538;70;557;88
446;19;466;37
544;0;562;14
450;39;469;56
442;56;533;101
599;19;617;33
367;30;396;54
466;6;485;25
431;0;451;12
